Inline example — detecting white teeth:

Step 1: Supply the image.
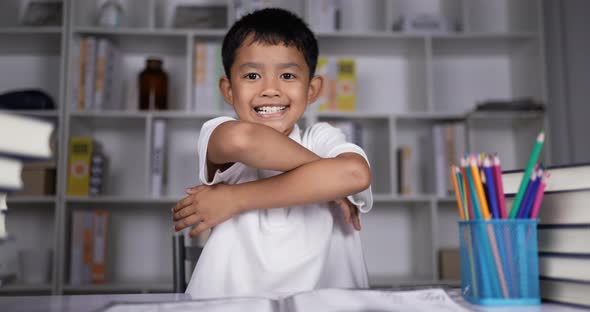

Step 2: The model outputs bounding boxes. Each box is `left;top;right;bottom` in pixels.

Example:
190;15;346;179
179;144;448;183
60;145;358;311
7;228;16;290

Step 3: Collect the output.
254;106;287;114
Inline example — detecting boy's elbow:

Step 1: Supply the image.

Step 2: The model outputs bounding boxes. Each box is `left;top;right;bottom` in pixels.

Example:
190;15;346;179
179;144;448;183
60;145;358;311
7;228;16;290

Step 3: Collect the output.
221;121;257;155
347;157;372;192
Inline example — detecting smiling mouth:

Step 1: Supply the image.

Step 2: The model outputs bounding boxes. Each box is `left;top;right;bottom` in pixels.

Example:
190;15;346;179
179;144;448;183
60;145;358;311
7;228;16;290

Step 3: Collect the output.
253;105;288;116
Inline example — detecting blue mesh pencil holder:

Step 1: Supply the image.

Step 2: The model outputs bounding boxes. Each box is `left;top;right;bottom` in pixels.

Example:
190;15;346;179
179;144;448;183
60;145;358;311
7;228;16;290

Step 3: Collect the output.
458;219;540;306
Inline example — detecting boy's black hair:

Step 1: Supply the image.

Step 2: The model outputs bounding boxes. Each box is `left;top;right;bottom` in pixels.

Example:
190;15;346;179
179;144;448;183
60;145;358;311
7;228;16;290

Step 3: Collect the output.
222;8;318;79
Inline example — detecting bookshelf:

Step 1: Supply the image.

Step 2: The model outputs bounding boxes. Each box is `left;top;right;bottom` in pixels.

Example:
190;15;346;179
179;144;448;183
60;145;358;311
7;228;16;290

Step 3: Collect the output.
0;0;548;294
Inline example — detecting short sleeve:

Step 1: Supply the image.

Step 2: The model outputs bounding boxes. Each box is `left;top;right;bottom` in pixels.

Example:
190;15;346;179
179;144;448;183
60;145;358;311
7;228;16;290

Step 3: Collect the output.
198;116;236;185
302;123;373;213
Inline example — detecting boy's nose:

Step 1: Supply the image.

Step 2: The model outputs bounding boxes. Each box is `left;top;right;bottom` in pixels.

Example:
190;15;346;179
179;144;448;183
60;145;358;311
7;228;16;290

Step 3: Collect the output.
260;78;281;97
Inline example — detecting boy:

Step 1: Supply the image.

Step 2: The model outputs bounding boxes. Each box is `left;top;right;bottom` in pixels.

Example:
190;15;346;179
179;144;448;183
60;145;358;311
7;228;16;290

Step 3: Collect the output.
172;8;373;299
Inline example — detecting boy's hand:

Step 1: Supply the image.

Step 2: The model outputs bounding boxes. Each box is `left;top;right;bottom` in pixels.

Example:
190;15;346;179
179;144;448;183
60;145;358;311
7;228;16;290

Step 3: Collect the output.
172;184;240;237
335;198;361;231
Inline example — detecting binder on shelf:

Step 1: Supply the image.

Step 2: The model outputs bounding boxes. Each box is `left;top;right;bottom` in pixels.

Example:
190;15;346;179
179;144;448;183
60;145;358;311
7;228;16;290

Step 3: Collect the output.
67;137;95;196
151;119;166;197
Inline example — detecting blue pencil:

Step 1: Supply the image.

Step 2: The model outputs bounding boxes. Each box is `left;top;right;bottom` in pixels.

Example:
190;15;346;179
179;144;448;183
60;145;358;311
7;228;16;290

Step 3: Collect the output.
483;157;500;219
516;171;538;219
522;169;542;219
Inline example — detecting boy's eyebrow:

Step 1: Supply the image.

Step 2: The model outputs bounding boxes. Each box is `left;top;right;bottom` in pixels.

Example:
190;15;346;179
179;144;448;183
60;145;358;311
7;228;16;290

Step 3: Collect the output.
239;62;263;70
277;62;301;70
238;62;302;70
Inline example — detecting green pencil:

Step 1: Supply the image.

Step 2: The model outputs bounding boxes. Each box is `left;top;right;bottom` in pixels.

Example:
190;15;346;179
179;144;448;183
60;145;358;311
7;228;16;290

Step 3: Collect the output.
509;130;545;218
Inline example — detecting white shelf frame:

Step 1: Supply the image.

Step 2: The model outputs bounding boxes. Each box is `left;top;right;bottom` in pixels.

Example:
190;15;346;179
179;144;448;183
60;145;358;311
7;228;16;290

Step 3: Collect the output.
0;0;549;295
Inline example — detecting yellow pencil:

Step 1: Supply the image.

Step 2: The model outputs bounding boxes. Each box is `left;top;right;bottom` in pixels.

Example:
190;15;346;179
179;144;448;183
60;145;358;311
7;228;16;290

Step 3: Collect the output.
470;155;491;220
451;165;465;221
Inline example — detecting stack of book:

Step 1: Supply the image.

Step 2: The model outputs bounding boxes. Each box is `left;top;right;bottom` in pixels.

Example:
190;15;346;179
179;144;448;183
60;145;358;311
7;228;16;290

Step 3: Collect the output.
70;209;109;285
503;163;590;307
0;112;54;240
193;41;225;112
72;36;121;111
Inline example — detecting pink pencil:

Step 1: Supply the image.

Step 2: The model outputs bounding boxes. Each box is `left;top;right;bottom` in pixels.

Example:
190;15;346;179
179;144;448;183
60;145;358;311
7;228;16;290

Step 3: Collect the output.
530;172;549;219
492;155;507;219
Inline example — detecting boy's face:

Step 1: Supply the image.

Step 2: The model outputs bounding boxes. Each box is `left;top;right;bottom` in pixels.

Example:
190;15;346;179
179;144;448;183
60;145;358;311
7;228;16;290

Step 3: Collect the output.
220;36;322;135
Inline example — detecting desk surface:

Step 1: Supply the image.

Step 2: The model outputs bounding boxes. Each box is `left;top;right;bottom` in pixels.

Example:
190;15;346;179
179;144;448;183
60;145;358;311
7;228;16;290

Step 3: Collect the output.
0;290;587;312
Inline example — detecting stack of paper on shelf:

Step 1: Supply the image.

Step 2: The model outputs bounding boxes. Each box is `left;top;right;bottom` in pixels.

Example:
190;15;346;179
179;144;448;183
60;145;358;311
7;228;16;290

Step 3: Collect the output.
0;112;54;239
503;163;590;307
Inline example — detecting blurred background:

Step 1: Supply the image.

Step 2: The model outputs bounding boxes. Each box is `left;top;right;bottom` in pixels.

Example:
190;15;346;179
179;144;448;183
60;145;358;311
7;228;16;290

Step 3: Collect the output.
0;0;588;296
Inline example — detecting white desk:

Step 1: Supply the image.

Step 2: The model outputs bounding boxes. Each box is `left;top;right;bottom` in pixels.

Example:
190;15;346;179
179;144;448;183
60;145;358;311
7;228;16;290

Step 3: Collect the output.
0;290;587;312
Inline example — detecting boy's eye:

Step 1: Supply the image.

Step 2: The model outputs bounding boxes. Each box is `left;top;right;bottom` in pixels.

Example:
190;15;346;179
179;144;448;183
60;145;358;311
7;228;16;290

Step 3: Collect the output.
281;73;296;80
244;73;260;80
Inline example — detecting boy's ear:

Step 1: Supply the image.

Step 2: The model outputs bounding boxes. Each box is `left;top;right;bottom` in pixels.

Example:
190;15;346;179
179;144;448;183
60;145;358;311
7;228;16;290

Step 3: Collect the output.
306;75;324;105
219;76;233;107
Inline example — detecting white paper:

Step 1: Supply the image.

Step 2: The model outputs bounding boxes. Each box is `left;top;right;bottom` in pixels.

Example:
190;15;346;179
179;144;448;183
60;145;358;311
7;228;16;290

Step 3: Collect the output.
103;288;466;312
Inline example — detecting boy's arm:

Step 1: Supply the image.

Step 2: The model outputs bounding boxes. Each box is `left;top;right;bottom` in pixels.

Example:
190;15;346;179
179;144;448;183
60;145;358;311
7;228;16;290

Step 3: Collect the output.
207;120;320;172
173;152;371;236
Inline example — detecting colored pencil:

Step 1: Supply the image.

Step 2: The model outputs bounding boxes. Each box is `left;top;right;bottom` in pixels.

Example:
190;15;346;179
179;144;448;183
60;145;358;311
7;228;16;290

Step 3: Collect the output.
470;155;491;220
509;131;545;218
530;172;549;219
451;165;465;221
483;157;500;219
461;158;474;220
457;169;469;221
516;170;538;219
492;155;507;219
522;169;543;219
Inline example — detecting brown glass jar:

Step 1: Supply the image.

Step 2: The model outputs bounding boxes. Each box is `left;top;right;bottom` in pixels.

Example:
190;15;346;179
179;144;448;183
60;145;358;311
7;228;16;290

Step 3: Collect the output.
139;58;168;110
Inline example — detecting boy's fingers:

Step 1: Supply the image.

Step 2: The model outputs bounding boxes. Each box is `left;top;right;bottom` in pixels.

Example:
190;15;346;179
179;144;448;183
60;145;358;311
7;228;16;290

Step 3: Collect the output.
185;185;206;194
174;214;202;232
189;221;210;238
352;212;361;231
336;199;351;224
173;206;195;221
172;195;193;212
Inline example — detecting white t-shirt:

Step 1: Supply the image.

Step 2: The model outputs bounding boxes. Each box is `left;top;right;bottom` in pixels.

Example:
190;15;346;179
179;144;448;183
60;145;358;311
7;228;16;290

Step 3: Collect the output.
186;116;373;299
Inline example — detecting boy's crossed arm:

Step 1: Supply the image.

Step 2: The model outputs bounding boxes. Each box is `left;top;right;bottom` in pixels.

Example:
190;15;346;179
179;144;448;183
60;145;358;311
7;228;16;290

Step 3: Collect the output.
172;121;371;237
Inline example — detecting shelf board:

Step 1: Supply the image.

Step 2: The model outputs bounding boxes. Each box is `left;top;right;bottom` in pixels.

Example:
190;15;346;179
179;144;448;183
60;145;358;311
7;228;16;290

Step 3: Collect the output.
0;27;62;34
315;31;538;41
66;196;180;205
436;196;458;204
316;111;390;119
69;110;235;120
0;283;52;294
0;109;60;117
6;196;56;204
73;26;226;38
374;194;433;203
431;32;539;40
63;282;173;293
466;111;544;120
395;112;466;121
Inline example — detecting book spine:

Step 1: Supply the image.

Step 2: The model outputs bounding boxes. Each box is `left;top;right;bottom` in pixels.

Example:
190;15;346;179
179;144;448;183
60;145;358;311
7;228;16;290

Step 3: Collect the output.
67;137;93;196
89;153;105;197
69;210;84;285
433;125;447;197
82;210;93;284
78;38;86;111
84;37;97;111
93;39;108;110
336;58;356;112
205;43;217;112
194;42;206;112
0;193;6;239
91;209;108;284
151;120;166;196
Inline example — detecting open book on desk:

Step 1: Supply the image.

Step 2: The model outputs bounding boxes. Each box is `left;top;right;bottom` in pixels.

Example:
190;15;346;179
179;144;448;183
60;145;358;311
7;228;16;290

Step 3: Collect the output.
103;288;467;312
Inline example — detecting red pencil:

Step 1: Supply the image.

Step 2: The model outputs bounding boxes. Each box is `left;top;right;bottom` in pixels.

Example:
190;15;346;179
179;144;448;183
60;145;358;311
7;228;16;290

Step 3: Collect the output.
492;155;507;219
530;172;549;219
